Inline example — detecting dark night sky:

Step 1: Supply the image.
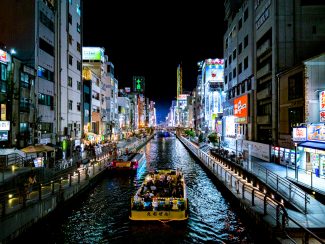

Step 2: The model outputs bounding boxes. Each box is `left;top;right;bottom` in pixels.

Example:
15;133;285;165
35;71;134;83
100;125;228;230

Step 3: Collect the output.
83;1;225;123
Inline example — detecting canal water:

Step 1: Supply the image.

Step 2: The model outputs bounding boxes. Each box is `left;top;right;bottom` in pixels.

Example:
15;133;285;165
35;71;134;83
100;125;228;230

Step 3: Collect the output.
14;137;259;243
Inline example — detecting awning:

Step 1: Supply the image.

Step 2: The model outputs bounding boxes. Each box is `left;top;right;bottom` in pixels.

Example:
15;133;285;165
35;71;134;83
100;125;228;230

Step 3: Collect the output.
298;141;325;151
21;145;55;154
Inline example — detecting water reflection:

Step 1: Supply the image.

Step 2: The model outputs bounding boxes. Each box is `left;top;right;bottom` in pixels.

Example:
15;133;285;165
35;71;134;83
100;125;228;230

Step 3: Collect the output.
15;137;253;243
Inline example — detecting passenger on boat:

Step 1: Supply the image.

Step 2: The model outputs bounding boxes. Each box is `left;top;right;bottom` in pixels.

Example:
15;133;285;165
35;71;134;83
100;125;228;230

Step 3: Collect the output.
172;198;178;210
152;198;158;211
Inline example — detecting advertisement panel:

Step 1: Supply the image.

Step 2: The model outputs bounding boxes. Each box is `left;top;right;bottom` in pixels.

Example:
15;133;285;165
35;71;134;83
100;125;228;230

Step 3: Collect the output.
0;49;10;63
82;47;104;61
234;94;248;123
205;61;224;83
0;121;10;131
307;124;325;142
225;116;236;137
320;91;325;122
292;127;307;141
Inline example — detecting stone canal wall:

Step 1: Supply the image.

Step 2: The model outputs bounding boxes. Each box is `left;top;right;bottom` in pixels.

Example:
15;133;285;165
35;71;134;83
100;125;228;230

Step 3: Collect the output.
177;135;290;242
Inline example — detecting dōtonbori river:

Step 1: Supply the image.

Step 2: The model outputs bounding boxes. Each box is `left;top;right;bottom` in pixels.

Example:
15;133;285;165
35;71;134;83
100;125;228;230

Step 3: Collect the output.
14;137;260;243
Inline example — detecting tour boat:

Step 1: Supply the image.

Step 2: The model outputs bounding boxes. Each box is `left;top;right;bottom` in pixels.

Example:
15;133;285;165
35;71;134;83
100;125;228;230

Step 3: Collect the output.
129;168;189;222
108;152;145;171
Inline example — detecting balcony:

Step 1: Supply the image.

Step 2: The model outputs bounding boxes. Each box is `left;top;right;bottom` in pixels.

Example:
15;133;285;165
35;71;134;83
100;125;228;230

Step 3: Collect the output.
256;87;271;100
257;115;271;124
256;63;271;79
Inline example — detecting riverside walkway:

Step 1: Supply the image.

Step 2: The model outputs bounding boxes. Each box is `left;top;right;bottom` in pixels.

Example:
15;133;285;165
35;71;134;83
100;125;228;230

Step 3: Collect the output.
179;136;325;243
0;136;151;233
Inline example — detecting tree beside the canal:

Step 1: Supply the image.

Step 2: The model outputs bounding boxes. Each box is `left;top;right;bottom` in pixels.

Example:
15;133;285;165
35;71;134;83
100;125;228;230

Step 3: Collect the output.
208;133;218;146
184;129;195;138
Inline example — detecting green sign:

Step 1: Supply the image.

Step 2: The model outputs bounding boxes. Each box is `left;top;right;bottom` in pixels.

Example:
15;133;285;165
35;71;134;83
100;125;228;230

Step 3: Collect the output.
62;139;68;151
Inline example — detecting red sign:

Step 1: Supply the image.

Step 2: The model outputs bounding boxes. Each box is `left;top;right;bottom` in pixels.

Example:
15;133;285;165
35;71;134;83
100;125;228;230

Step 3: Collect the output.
0;49;9;63
234;94;248;117
320;91;325;111
320;111;325;122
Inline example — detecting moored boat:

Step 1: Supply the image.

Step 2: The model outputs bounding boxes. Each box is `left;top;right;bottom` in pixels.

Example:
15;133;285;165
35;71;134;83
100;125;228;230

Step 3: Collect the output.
107;152;145;171
129;168;188;222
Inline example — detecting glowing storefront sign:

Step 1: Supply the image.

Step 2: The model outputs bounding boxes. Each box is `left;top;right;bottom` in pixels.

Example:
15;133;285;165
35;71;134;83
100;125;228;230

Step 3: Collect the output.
307;124;325;142
82;47;104;61
225;116;236;137
205;64;224;83
234;94;248;124
320;91;325;122
292;127;307;141
0;121;10;131
0;49;10;63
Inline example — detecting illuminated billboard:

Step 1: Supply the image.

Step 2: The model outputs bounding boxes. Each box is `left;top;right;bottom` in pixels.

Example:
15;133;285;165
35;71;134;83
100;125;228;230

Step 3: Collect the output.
307;124;325;142
82;47;104;61
204;59;224;83
0;49;10;63
292;127;307;142
234;94;249;123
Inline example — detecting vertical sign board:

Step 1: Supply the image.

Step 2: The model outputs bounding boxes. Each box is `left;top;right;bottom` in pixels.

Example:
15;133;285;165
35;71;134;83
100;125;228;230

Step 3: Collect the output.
320;90;325;122
133;76;145;93
234;94;249;123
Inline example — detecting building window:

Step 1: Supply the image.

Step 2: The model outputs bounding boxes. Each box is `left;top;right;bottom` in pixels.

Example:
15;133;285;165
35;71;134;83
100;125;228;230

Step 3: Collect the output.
77;61;81;71
238;43;242;54
77;23;80;33
77;81;81;90
238;18;242;30
229;54;232;64
38;66;54;82
68;34;72;45
20;123;29;133
40;11;54;32
236;85;240;95
77;4;81;16
238;63;242;74
225;75;228;84
68;76;72;87
312;26;316;34
39;38;54;56
38;93;53;107
288;107;303;128
244;35;248;48
77;42;81;52
229;72;232;81
69;100;73;110
1;64;7;81
69;55;73;65
233;67;237;78
244;57;248;69
77;102;81;111
247;78;252;90
288;72;303;100
0;81;6;93
68;13;72;24
241;82;246;93
40;122;53;133
244;8;248;21
225;38;228;49
233;49;237;60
